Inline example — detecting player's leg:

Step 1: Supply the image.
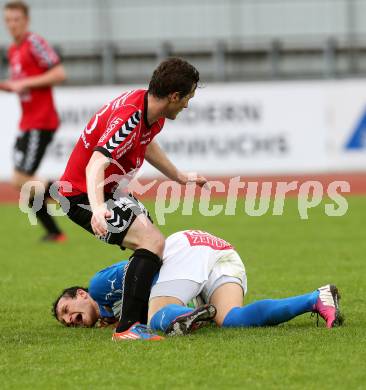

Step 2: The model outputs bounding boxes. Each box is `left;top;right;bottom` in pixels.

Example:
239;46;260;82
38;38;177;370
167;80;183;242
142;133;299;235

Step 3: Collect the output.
114;210;165;333
148;281;216;336
221;290;316;327
122;212;164;253
12;129;64;241
209;282;244;326
202;250;324;327
205;250;343;329
209;280;316;327
65;192;165;335
148;296;192;331
213;284;342;328
200;249;248;326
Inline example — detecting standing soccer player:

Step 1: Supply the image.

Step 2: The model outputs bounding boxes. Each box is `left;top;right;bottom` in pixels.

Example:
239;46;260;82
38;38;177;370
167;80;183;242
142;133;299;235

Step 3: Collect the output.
0;1;67;241
57;57;207;340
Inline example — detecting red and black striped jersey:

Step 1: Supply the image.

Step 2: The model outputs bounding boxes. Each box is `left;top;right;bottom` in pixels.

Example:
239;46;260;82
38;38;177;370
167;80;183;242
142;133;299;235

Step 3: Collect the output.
59;89;165;196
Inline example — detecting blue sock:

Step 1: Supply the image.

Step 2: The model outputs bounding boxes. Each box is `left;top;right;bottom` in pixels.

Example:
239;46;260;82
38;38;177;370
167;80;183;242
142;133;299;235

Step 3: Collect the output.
150;304;193;332
223;291;319;327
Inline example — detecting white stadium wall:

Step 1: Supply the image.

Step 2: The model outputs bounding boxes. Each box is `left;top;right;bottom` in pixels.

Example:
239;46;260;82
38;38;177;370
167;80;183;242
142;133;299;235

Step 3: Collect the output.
1;80;366;180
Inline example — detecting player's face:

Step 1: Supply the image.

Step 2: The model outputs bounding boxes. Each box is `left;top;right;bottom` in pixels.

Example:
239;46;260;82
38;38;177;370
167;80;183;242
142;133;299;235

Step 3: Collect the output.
165;84;196;120
4;9;29;41
56;290;99;327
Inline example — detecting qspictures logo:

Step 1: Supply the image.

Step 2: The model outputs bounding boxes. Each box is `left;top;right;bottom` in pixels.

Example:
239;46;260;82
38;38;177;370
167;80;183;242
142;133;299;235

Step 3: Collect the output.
18;173;350;227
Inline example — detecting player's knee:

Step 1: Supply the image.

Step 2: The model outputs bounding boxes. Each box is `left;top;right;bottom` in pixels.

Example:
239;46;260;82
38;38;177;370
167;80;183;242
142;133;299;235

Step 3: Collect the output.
214;313;226;327
123;216;165;255
134;225;165;257
144;228;165;256
11;173;23;189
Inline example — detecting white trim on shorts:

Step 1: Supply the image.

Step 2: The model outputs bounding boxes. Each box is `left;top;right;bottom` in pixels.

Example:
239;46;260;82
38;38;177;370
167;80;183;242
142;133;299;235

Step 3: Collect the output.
24;130;40;172
149;276;244;305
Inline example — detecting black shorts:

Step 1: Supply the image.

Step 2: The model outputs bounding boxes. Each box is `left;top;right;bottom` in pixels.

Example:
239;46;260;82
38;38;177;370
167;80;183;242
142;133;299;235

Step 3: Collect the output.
13;129;55;175
63;192;152;248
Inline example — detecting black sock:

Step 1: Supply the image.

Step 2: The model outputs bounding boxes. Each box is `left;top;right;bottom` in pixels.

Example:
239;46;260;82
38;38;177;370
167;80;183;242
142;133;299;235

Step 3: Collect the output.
29;196;62;235
45;181;53;199
139;302;149;325
116;248;162;332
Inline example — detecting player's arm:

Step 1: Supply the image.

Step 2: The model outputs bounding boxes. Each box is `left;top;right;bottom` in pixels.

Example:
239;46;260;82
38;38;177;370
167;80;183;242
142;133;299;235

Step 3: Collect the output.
86;150;111;237
5;63;66;94
145;140;208;187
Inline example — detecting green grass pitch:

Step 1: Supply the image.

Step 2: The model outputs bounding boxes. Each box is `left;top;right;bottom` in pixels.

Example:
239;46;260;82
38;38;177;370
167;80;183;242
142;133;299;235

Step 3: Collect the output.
1;196;366;389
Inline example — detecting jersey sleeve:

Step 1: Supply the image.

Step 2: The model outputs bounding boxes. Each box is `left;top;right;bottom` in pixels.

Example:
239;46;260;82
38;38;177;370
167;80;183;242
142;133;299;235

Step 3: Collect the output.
28;33;60;70
88;261;127;303
94;106;142;160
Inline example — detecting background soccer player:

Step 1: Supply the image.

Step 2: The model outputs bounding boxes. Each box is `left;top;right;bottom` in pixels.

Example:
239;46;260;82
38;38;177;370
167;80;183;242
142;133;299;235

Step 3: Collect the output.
57;57;207;340
0;1;67;241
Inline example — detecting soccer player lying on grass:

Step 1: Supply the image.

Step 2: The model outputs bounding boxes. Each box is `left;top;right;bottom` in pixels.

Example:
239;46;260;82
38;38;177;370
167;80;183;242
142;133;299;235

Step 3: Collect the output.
53;230;344;340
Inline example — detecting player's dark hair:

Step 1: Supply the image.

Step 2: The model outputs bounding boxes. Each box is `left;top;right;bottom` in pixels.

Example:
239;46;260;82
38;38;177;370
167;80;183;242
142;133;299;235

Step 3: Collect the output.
52;286;88;320
148;57;200;99
4;1;29;17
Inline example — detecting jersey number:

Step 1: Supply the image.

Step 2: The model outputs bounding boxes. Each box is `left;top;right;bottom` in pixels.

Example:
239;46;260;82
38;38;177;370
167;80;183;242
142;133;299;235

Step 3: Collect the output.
85;104;110;135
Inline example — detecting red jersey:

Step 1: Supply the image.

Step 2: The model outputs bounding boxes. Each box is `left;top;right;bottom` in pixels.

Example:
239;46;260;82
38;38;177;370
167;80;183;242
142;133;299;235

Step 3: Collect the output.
8;32;60;131
59;89;165;196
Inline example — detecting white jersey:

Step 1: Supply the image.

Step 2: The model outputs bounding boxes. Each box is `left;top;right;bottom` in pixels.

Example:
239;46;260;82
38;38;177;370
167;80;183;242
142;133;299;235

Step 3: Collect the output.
159;230;238;284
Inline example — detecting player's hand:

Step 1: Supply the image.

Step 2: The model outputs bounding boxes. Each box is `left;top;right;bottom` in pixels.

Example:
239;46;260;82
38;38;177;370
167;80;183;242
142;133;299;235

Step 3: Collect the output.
91;206;112;237
5;80;29;94
177;172;210;189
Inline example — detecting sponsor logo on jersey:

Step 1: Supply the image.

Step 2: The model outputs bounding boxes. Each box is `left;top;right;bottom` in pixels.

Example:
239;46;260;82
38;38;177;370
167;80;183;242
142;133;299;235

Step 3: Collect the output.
81;131;90;149
115;133;136;159
184;230;233;250
99;117;124;143
140;138;151;145
103;111;141;154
